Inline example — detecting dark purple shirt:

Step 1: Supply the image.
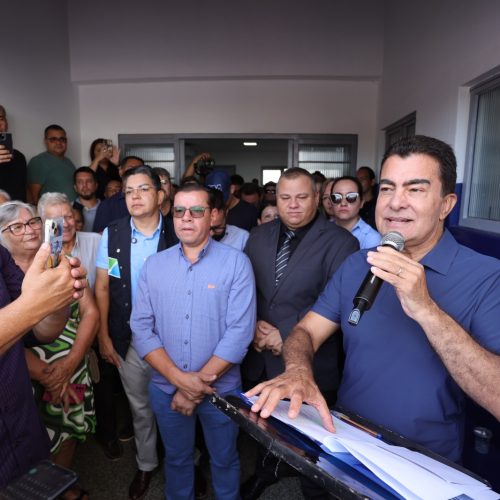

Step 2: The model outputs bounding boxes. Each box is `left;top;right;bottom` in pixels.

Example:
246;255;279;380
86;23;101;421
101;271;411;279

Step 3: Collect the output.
0;245;50;488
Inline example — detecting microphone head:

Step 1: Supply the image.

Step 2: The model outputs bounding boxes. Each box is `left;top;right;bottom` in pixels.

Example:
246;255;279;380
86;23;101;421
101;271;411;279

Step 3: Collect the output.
381;231;405;252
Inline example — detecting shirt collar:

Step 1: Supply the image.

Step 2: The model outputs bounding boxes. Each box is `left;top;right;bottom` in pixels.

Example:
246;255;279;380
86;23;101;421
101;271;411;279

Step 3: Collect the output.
129;215;162;238
351;217;363;232
419;229;458;275
280;211;318;239
177;237;212;263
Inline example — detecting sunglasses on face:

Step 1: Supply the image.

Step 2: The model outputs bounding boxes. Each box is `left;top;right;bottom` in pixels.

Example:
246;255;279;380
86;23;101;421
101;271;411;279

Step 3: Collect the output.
330;192;360;204
173;206;210;218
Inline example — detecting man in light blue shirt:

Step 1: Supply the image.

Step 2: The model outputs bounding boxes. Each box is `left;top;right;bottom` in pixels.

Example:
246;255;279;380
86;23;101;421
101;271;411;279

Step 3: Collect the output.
131;184;256;500
330;176;381;249
95;166;177;500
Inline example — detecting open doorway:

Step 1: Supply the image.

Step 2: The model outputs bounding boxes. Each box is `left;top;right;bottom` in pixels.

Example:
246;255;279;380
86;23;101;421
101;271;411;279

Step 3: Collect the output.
183;138;288;184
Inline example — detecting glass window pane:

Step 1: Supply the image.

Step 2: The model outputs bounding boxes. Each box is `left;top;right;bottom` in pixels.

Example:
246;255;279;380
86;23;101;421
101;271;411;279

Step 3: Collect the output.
467;86;500;222
298;145;351;178
123;144;175;178
262;169;283;184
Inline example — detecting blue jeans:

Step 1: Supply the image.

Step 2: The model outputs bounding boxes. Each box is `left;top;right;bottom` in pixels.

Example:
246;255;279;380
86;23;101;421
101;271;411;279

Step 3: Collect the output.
149;383;240;500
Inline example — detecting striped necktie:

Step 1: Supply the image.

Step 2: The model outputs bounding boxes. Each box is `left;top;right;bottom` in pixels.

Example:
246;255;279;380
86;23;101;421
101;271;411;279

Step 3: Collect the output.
275;229;295;285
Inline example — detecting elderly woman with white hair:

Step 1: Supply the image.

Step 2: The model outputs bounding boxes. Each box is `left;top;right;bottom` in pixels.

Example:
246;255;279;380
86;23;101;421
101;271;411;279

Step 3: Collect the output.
0;199;98;497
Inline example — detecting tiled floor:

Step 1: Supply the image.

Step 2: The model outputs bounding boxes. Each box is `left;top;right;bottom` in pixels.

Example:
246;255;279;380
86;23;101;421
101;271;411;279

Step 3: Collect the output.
72;430;305;499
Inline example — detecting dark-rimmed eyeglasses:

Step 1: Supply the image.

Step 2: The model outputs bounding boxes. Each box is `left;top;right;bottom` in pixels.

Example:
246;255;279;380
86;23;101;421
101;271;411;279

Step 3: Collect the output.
46;136;67;143
1;217;42;235
173;206;210;218
330;192;360;204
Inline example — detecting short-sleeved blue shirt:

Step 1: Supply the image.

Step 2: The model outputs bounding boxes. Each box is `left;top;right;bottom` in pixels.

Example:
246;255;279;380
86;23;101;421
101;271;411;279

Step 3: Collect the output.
312;229;500;461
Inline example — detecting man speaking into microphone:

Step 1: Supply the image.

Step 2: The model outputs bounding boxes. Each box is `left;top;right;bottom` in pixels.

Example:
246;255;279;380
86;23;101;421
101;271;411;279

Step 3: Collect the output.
247;135;500;462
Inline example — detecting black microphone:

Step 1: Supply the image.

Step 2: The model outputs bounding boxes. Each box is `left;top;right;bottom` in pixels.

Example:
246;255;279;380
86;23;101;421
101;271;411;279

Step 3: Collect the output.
348;231;405;326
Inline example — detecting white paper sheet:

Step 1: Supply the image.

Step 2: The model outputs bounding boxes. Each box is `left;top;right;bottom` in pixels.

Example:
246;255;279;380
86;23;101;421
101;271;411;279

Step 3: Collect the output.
249;398;498;500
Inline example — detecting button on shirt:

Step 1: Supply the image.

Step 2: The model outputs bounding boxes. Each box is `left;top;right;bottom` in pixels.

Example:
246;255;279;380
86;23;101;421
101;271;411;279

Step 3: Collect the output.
96;217;162;302
131;239;256;395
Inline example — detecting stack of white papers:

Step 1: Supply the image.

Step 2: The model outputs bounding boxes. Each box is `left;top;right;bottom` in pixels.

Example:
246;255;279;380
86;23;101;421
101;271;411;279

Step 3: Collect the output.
251;398;498;500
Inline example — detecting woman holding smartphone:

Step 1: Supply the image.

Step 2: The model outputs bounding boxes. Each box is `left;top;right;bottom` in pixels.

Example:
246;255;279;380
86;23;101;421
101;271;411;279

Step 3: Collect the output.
88;137;121;199
0;199;98;500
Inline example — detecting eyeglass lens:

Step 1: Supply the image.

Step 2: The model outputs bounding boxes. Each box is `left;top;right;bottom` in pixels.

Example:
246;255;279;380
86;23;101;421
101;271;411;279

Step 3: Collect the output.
173;206;208;218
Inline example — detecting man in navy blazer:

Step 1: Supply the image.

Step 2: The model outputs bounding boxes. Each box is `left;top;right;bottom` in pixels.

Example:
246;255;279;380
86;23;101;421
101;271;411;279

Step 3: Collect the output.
242;167;358;499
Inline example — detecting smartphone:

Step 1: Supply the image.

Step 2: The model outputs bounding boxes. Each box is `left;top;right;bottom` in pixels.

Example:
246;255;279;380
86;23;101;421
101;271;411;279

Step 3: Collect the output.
0;133;13;154
44;218;64;267
0;460;78;500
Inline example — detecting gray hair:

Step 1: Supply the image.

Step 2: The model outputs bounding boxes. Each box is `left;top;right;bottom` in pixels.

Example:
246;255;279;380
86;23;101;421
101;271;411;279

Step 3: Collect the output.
37;192;71;220
0;201;37;251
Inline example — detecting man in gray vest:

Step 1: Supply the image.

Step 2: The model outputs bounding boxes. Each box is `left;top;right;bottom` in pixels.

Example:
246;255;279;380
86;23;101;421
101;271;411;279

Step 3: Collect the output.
95;166;177;500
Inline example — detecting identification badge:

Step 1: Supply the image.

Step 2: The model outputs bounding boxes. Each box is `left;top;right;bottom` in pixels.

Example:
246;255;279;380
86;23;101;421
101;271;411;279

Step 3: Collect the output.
108;257;121;278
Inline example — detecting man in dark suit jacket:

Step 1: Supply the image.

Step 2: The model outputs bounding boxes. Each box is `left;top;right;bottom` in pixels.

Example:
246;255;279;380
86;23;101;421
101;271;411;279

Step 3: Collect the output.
242;167;358;499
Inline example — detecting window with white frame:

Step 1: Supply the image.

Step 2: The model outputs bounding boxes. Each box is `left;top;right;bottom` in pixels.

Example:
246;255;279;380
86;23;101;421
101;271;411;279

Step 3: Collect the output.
462;76;500;233
297;144;352;178
123;143;175;177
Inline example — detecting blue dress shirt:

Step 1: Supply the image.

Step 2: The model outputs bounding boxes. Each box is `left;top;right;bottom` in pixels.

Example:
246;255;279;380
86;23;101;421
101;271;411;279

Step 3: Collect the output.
351;217;381;249
220;224;249;251
312;229;500;461
131;239;256;394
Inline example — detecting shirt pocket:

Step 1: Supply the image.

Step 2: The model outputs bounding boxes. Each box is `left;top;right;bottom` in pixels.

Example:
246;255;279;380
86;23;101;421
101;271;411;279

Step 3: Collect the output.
197;282;230;322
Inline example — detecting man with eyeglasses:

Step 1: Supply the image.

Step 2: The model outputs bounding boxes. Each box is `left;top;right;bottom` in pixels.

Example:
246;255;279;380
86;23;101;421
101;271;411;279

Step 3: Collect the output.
330;176;380;249
241;167;358;500
0;105;28;202
94;166;178;500
131;183;256;500
27;124;76;204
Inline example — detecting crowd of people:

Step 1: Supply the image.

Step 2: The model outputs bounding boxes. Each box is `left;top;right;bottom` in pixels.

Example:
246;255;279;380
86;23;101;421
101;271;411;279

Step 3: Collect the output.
0;102;499;500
